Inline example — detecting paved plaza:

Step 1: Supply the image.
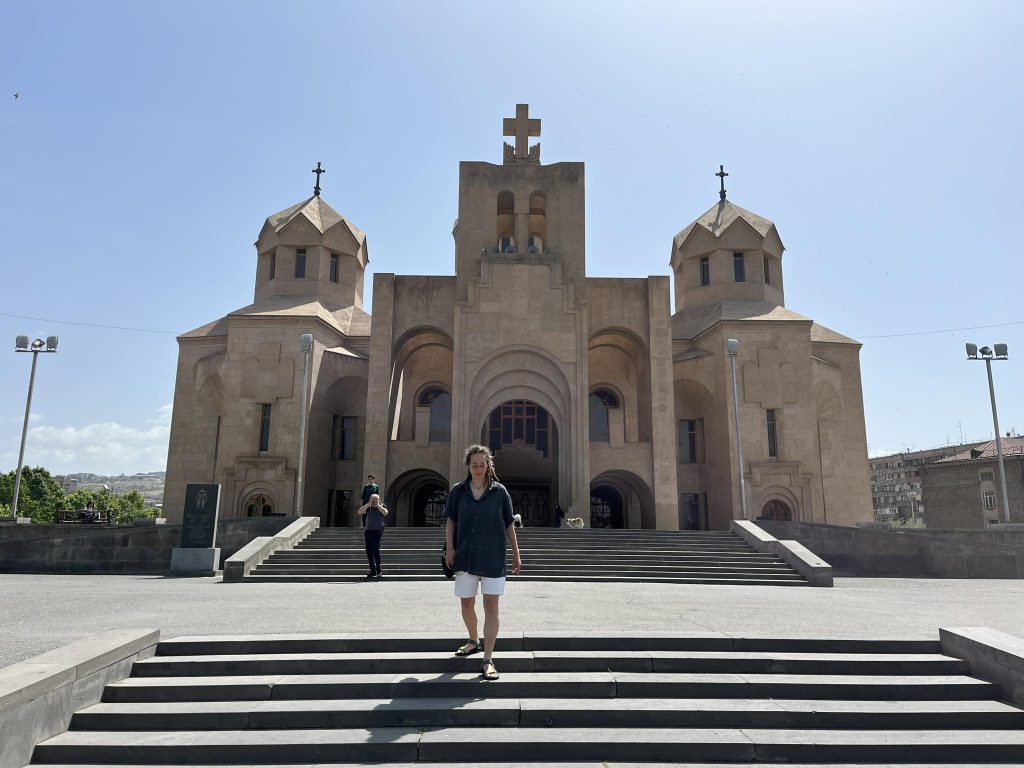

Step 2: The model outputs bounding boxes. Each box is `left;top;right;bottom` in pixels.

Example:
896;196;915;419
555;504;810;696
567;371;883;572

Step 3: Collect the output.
2;574;1023;669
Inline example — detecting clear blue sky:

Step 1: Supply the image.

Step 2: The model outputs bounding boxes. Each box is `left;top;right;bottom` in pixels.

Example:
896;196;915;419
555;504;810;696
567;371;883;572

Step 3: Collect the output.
1;1;1021;475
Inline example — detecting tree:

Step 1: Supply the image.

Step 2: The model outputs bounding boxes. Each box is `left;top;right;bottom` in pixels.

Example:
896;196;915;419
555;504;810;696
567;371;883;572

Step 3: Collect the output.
109;491;155;524
0;467;64;522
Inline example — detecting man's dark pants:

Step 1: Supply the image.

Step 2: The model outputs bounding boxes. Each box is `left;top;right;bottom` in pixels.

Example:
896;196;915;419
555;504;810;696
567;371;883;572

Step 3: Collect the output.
364;530;383;574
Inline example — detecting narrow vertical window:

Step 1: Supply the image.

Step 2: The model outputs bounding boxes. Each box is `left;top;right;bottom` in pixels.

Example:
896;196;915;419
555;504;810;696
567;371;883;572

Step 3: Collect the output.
329;253;339;283
295;248;306;278
700;257;710;287
589;390;618;443
679;420;698;463
340;416;356;460
331;414;341;460
763;257;771;285
269;253;276;279
259;404;272;452
766;409;778;458
733;252;745;282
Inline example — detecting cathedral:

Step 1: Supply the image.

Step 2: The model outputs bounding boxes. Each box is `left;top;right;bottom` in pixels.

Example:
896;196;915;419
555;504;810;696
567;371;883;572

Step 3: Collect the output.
163;105;872;530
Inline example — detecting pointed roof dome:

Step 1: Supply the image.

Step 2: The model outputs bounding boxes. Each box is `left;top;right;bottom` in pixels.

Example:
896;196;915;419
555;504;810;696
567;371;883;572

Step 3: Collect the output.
672;199;782;255
263;195;366;246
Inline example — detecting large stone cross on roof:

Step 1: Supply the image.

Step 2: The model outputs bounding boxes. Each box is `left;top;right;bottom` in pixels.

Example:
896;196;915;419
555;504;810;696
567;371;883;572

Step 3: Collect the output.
502;103;541;164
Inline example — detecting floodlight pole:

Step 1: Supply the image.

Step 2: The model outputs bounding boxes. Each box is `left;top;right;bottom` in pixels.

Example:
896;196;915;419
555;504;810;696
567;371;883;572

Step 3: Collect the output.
982;355;1011;525
12;337;58;519
11;350;41;519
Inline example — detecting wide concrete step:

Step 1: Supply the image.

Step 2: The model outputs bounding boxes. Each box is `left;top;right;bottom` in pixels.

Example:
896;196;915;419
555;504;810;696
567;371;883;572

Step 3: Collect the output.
31;764;1024;768
253;561;798;573
271;551;783;561
130;650;971;677
154;634;943;655
242;574;812;586
70;696;1024;731
32;727;1024;763
100;671;1000;702
32;764;1024;768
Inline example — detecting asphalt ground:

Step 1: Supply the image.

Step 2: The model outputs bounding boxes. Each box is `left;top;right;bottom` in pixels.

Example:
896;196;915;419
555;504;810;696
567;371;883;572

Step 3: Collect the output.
2;574;1023;669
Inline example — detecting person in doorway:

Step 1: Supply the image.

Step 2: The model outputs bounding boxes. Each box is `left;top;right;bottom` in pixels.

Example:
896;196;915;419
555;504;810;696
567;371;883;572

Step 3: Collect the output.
356;493;388;579
554;503;565;528
444;444;522;681
361;475;380;507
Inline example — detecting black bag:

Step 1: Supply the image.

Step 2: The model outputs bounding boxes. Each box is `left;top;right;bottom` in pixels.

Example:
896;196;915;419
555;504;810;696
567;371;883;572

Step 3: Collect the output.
441;544;455;579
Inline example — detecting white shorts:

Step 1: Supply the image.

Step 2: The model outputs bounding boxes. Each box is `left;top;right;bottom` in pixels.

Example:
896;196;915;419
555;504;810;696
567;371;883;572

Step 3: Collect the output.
454;571;506;598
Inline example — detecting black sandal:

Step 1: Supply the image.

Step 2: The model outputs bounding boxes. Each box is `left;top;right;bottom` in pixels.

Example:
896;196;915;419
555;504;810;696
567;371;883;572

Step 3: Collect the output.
455;639;481;656
481;659;499;680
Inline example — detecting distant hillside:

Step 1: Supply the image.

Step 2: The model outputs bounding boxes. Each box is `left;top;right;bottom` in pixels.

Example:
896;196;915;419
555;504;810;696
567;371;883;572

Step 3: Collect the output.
59;472;165;508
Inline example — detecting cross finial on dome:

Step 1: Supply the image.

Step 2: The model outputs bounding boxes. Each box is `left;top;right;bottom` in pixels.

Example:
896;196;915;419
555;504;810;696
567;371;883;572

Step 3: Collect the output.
716;165;729;201
312;162;326;197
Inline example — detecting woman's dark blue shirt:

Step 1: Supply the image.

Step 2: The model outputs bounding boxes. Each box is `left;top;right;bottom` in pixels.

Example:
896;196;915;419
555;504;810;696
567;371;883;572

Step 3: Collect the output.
444;480;515;578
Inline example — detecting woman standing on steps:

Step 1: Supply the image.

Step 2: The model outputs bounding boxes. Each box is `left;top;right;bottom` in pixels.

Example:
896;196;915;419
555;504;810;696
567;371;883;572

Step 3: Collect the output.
444;444;522;681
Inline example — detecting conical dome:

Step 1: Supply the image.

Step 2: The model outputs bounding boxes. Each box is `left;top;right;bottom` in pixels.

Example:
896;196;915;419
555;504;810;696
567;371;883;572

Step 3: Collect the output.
672;199;782;260
263;195;366;247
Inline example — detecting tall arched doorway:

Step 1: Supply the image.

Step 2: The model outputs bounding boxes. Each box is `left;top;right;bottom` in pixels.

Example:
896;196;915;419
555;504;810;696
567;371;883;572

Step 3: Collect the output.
590;485;624;528
761;499;793;521
483;400;558;527
413;484;448;527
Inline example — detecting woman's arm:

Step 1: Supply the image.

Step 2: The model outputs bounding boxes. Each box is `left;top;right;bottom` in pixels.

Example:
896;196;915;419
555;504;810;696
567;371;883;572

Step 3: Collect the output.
445;517;456;567
506;524;522;575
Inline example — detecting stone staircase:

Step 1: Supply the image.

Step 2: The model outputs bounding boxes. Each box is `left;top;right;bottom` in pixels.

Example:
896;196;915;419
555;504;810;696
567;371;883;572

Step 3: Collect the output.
30;632;1024;765
244;528;810;585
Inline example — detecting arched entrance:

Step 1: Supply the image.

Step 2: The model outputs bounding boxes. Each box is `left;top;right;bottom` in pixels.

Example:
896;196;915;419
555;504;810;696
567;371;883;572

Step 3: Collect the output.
590;485;624;528
412;484;448;527
483;399;558;527
761;499;793;521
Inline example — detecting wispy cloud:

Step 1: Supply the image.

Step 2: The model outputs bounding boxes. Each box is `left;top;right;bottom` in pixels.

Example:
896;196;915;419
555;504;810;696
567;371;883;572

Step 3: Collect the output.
0;405;172;475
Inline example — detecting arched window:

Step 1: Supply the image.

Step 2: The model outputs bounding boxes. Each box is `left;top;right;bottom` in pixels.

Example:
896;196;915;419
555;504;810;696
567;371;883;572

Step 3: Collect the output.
419;387;452;442
245;494;273;517
529;191;546;252
589;389;619;443
497;191;515;253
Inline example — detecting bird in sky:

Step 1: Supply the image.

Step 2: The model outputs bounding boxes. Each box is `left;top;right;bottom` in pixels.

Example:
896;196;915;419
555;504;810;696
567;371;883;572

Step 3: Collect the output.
14;92;18;100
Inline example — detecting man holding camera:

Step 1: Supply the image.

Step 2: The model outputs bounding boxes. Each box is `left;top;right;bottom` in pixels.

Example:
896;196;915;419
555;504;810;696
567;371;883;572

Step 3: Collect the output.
356;494;388;579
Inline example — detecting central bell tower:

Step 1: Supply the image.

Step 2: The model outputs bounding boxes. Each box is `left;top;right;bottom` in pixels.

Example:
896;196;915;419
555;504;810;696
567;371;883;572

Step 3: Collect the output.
449;104;591;521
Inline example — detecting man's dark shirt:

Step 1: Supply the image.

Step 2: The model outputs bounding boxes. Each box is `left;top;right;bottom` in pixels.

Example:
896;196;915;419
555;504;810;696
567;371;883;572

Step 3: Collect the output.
444;480;514;578
361;483;379;505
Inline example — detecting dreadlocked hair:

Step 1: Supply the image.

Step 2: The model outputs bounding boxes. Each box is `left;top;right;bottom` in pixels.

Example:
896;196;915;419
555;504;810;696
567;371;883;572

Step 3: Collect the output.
463;444;500;485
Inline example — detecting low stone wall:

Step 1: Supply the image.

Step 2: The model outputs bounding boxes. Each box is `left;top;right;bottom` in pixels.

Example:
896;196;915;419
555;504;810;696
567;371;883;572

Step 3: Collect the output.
756;520;1024;578
0;629;159;768
0;517;298;574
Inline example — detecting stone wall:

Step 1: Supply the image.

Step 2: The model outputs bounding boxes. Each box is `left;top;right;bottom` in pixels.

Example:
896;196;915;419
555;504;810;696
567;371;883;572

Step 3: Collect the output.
755;520;1024;578
0;517;297;574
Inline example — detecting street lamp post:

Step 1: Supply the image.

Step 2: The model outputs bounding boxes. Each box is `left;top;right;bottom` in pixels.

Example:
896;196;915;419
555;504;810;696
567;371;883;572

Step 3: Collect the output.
726;338;749;520
12;336;59;520
966;343;1011;524
295;333;314;515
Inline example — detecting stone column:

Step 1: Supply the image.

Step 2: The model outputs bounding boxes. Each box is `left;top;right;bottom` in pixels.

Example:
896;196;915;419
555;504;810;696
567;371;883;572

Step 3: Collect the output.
514;204;529;253
647;276;680;529
362;273;395;526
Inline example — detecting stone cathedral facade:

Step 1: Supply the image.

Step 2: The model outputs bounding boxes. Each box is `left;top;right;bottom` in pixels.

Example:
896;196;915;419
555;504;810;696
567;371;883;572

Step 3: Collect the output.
163;105;872;529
